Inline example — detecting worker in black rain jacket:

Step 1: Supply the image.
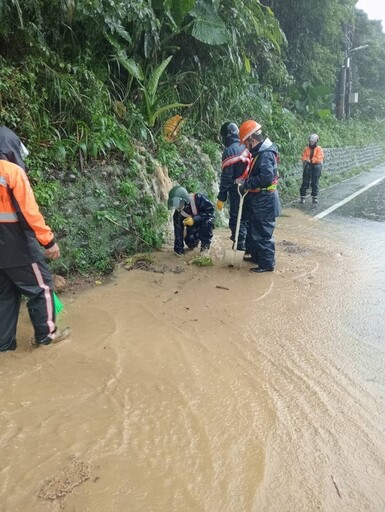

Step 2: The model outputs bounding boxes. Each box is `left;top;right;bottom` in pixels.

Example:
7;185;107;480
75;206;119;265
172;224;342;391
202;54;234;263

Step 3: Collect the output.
237;120;280;273
216;122;251;251
168;185;215;256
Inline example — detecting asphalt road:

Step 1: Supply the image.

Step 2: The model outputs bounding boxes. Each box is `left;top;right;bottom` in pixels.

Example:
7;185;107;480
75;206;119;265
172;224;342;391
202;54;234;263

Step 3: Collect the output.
295;163;385;221
296;161;385;377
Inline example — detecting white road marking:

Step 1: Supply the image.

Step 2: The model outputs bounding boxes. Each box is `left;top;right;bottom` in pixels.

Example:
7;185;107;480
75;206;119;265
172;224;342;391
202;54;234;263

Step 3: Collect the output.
315;176;385;219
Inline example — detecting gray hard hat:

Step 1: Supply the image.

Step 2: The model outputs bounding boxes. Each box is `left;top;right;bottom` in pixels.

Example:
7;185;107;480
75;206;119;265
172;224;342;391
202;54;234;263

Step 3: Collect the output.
167;185;190;209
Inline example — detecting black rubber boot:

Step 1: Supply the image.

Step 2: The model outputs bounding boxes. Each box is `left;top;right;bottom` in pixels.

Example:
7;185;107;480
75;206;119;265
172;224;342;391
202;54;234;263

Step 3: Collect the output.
249;267;274;274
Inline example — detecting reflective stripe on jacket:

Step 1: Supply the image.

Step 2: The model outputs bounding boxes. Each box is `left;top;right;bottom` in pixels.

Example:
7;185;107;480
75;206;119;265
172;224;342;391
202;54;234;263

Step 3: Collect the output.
218;137;251;202
0;160;55;268
222;147;251;173
180;194;200;218
249;180;278;193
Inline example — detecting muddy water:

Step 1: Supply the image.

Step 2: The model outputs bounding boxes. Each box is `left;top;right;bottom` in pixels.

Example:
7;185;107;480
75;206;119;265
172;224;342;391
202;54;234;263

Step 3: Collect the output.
1;210;385;512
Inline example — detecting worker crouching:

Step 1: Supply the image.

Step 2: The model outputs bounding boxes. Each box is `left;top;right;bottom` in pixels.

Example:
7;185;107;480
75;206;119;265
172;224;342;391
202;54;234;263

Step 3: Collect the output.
168;186;215;256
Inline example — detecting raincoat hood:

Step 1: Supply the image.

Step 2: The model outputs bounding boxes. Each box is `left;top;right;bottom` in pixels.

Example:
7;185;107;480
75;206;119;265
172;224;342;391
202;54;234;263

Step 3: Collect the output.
0;126;28;170
251;137;278;157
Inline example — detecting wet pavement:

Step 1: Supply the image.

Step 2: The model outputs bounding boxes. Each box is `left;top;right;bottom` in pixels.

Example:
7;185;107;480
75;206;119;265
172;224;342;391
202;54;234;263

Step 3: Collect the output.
294;163;385;220
1;163;385;512
326;176;385;223
295;162;385;376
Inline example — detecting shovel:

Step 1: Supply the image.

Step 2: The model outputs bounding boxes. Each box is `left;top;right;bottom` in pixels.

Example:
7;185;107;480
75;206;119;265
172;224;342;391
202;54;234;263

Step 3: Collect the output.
223;184;248;267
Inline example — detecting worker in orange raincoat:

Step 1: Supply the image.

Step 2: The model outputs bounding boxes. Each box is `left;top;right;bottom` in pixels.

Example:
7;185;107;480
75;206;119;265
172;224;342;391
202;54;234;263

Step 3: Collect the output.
0;127;70;351
300;133;324;204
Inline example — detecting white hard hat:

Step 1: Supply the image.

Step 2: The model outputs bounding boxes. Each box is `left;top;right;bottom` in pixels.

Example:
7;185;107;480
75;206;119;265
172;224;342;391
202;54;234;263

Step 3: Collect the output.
309;133;319;144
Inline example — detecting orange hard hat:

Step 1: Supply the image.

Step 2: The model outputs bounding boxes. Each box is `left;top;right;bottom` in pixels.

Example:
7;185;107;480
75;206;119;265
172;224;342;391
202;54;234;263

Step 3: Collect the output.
239;120;262;142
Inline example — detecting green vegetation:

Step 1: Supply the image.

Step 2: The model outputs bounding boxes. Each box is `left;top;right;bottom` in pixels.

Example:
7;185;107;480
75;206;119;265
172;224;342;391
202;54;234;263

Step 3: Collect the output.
1;0;385;274
189;255;214;267
124;253;155;266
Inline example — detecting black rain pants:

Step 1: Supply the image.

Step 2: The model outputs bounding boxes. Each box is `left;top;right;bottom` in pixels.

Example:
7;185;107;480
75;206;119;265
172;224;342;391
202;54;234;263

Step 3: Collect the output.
300;163;322;198
244;191;276;269
0;258;56;351
184;219;214;251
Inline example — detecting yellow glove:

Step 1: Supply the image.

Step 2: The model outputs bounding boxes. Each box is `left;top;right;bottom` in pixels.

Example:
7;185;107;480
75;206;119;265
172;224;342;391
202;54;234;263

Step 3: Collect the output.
216;200;224;211
183;216;194;227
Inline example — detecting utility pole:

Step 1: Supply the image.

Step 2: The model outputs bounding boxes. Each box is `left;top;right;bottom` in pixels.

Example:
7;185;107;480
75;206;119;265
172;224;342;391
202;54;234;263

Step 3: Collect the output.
336;24;353;120
337;62;347;120
336;24;369;120
345;45;369;119
345;55;352;119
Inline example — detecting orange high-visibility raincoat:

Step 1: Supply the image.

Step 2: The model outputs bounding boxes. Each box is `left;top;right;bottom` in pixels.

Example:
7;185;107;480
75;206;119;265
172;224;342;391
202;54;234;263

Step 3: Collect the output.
301;145;324;164
0;160;55;268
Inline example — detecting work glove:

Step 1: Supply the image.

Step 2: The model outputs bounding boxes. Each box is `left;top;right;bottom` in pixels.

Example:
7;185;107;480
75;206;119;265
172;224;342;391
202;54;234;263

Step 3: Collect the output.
216;200;224;211
183;216;194;227
45;242;61;260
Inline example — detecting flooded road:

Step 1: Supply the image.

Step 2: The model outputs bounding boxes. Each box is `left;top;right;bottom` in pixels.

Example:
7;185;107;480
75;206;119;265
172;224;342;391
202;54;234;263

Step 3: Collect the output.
1;169;385;511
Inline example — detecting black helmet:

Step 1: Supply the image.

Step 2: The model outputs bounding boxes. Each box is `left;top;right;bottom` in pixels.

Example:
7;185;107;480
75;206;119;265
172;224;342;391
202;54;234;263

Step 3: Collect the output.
167;185;190;210
220;122;239;143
